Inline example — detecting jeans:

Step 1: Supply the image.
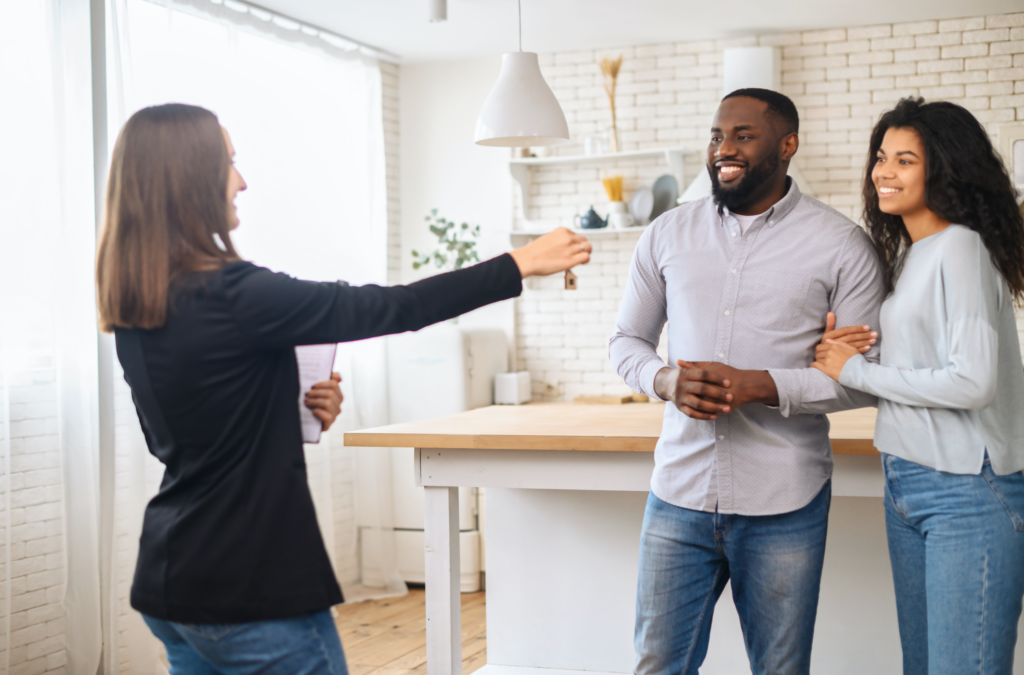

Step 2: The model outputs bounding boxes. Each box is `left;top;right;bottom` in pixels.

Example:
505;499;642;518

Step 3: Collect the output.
634;482;830;675
143;610;348;675
883;453;1024;675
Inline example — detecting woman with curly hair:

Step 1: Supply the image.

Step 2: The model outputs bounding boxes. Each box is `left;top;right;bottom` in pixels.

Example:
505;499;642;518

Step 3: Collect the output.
813;97;1024;674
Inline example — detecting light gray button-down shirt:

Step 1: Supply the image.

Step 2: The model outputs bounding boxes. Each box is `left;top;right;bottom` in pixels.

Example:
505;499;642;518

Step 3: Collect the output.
840;224;1024;476
610;181;885;515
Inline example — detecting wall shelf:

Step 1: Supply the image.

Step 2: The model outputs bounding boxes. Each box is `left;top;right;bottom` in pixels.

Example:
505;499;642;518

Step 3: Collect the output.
509;147;694;223
508;225;649;244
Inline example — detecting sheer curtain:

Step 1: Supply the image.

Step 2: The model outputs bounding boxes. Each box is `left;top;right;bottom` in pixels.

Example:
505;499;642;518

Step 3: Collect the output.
0;2;102;675
95;0;405;672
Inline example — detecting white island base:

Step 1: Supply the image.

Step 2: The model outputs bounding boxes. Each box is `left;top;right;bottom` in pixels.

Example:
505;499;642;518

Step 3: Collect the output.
486;487;897;675
425;452;1024;675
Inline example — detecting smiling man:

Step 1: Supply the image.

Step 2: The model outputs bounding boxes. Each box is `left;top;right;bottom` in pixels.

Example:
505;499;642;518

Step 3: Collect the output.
610;89;885;675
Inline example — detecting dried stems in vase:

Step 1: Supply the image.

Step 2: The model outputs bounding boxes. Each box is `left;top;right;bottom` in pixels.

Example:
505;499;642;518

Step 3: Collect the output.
601;175;623;202
599;55;623;153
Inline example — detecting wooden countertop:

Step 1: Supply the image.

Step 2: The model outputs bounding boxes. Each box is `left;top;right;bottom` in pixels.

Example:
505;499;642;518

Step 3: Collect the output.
344;403;878;455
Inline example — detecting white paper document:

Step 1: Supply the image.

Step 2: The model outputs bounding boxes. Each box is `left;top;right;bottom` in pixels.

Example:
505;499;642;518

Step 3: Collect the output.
295;344;338;444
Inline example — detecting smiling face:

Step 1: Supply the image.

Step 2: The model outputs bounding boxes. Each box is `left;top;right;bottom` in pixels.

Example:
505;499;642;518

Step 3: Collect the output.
707;96;797;215
222;127;247;230
871;127;928;219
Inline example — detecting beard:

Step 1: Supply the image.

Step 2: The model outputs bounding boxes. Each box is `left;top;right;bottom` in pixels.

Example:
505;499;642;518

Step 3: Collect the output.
709;150;781;213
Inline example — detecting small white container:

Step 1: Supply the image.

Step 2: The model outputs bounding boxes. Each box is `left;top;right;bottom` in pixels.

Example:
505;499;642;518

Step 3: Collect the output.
610;212;635;229
495;371;532;405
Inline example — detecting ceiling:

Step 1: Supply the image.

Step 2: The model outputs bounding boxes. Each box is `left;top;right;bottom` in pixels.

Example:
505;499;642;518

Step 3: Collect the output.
251;0;1023;62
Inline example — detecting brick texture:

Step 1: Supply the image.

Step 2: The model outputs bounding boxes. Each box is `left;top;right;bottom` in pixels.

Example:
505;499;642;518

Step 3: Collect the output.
0;357;67;672
382;61;403;285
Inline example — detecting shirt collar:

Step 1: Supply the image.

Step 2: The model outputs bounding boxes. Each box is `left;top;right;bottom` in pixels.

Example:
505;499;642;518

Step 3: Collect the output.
719;177;801;229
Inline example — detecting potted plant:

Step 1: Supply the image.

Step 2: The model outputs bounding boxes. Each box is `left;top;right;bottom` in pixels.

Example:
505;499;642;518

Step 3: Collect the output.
411;209;481;272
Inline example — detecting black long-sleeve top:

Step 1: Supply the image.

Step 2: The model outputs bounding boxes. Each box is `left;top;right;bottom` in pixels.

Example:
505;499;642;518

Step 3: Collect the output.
116;254;523;623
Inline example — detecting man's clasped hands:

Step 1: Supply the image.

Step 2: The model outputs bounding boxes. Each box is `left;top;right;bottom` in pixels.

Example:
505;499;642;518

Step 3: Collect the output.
658;312;879;420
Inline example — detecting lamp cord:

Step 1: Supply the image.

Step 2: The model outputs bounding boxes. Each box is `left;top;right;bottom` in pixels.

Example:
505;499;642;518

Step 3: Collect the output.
518;0;522;51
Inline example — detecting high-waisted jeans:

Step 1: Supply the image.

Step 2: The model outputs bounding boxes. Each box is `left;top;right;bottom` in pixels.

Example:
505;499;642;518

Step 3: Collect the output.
883;453;1024;675
634;482;831;675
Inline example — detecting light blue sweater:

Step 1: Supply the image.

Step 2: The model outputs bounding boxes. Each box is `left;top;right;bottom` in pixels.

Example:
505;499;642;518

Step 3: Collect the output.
840;224;1024;475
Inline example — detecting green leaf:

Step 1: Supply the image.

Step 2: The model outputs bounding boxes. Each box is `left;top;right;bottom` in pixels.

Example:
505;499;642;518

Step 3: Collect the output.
417;210;482;274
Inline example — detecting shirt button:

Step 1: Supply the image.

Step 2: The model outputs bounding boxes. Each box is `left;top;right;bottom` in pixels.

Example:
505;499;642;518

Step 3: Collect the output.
724;310;730;316
731;269;737;275
718;352;725;358
731;232;738;237
718;435;725;440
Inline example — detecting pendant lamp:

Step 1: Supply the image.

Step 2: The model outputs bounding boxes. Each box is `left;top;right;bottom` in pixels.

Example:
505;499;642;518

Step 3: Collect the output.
474;1;569;147
428;0;446;22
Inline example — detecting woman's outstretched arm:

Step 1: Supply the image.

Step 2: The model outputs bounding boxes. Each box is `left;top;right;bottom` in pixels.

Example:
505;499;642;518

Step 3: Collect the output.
227;227;591;349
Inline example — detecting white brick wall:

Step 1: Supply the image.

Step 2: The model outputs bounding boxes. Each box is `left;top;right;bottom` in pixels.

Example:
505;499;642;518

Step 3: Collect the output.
0;361;68;674
382;61;403;285
518;236;668;400
518;11;1024;400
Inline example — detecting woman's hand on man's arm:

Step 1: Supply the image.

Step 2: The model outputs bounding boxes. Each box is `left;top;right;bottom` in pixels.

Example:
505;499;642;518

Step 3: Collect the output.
812;312;878;382
820;311;877;351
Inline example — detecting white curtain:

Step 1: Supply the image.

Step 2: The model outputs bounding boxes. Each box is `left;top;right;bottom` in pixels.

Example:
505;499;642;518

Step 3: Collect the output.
0;2;103;675
95;0;405;673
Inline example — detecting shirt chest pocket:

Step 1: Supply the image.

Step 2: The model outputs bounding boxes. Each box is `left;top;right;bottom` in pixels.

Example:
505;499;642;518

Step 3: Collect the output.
739;271;813;332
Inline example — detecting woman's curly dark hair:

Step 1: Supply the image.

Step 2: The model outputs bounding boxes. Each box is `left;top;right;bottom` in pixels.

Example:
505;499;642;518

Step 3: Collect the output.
863;97;1024;299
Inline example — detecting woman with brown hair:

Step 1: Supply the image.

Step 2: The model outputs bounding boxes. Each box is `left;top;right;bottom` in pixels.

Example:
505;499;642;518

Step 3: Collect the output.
813;98;1024;674
96;103;591;674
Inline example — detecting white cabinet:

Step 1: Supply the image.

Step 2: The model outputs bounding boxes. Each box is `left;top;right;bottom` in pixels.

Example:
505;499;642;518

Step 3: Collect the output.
357;322;508;592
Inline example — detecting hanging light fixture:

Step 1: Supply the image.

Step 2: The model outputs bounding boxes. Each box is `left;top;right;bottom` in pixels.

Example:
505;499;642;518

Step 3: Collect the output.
428;0;446;23
474;0;569;147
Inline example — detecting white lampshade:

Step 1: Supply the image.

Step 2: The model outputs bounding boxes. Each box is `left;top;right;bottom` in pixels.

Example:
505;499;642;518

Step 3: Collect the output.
475;52;569;147
677;166;712;204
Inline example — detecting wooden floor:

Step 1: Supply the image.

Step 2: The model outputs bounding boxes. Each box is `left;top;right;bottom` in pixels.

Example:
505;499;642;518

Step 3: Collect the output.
335;589;487;675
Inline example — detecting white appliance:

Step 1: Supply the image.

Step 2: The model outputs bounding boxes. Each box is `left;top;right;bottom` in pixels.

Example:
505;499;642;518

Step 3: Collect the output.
360;321;508;592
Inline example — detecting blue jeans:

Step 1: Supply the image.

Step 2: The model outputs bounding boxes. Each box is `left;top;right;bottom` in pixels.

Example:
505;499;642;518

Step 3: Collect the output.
143;610;348;675
634;482;830;675
883;453;1024;675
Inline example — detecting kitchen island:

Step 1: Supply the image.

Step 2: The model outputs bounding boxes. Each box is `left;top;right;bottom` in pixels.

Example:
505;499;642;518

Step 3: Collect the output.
346;403;1017;675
